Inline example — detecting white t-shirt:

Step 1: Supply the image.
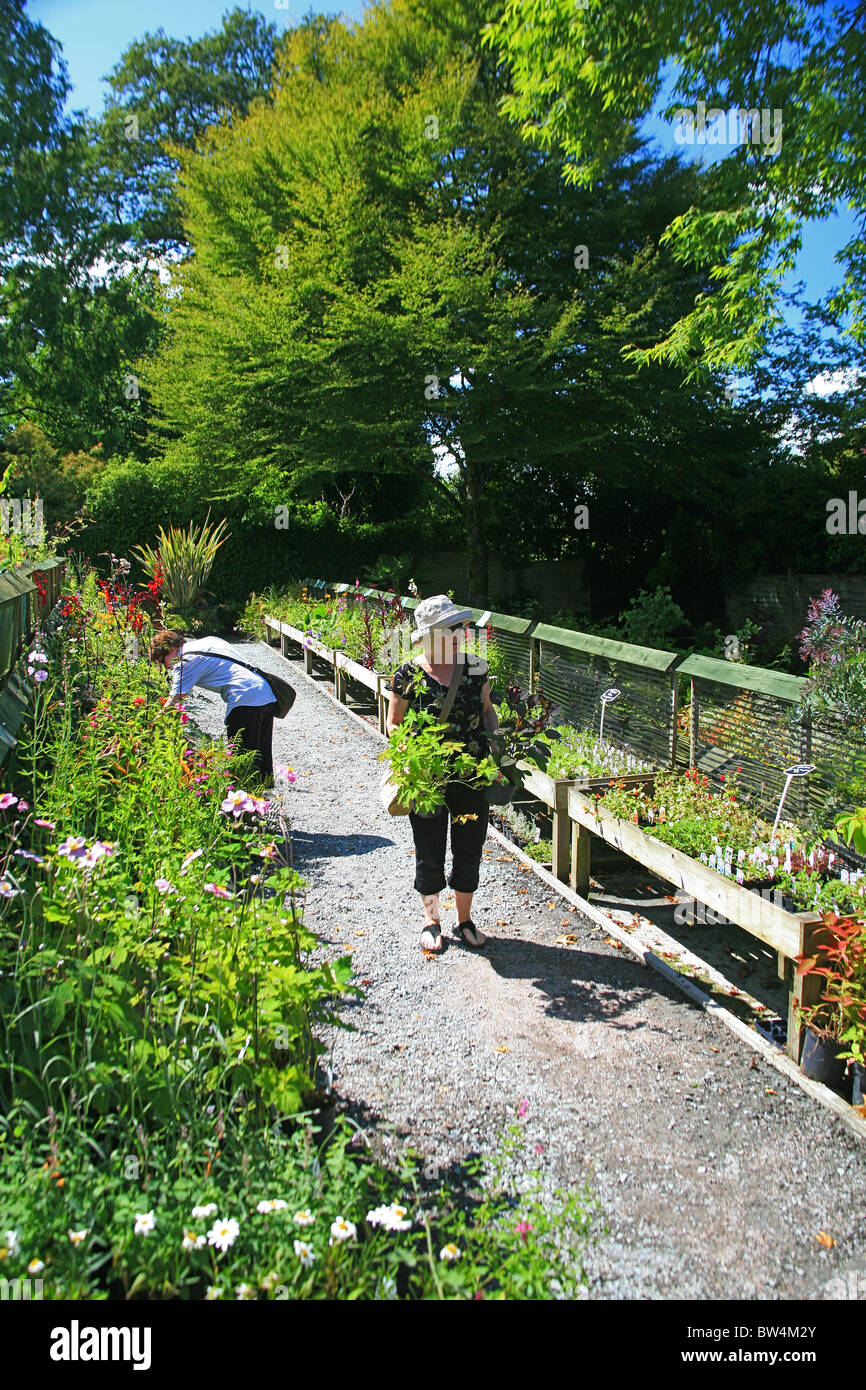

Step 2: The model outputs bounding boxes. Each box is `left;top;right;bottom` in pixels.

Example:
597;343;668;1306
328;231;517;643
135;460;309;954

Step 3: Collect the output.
168;638;275;715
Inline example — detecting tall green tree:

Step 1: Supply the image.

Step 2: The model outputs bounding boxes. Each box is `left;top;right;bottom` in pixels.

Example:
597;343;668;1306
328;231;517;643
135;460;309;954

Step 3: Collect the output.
147;0;761;601
95;7;279;254
484;0;866;373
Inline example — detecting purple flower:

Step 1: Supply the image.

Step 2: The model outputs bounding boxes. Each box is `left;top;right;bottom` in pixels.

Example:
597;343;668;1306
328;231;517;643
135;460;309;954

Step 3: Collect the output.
15;849;44;864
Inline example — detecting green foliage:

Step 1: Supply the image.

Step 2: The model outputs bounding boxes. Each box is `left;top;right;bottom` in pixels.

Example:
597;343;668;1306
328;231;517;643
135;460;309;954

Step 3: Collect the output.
619;586;685;649
379;707;499;814
522;839;553;863
484;0;866;367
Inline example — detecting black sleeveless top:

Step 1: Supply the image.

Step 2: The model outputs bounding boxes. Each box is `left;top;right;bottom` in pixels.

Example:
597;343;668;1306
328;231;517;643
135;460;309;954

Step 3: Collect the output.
388;658;489;759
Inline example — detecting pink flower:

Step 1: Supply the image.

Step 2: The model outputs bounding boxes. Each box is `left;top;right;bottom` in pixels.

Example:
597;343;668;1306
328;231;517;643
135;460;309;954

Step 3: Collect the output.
518;1098;529;1119
154;878;177;895
17;800;28;810
85;840;116;867
204;882;233;900
514;1222;532;1243
220;789;255;817
34;818;56;829
57;836;88;860
0;794;19;811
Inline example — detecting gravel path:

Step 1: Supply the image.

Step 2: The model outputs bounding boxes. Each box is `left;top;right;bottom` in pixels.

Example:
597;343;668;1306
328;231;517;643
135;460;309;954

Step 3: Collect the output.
190;640;866;1301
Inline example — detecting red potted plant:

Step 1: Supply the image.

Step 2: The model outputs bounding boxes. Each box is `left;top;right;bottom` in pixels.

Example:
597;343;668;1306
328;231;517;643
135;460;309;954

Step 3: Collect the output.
795;910;866;1103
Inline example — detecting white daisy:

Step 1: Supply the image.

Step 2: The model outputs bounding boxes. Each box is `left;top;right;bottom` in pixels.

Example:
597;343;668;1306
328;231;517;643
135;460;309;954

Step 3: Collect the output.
204;1285;223;1300
191;1203;218;1219
367;1202;412;1231
256;1198;289;1214
181;1230;206;1251
235;1283;256;1300
329;1216;356;1244
294;1239;316;1268
2;1229;20;1257
293;1209;315;1227
439;1243;461;1262
207;1217;240;1252
133;1210;156;1235
27;1258;45;1275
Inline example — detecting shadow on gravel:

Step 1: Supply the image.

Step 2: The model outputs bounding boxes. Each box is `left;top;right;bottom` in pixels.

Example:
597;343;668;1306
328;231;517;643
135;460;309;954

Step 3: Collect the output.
316;1092;493;1210
486;937;683;1029
290;830;395;864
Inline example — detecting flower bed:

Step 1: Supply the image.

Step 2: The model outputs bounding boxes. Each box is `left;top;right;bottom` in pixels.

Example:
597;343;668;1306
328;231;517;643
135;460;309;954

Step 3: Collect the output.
245;583;407;673
0;562;595;1299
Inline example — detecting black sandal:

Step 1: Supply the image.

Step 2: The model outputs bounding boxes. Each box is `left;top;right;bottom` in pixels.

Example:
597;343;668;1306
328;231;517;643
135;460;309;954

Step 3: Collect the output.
455;919;487;949
420;924;443;953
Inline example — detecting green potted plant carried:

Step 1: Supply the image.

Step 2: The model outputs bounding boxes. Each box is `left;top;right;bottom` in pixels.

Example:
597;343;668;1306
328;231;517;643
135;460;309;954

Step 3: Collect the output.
379;683;560;816
795;910;866;1101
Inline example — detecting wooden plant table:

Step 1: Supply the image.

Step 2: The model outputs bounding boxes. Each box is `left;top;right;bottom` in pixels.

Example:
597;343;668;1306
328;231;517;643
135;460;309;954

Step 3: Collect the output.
566;786;823;1060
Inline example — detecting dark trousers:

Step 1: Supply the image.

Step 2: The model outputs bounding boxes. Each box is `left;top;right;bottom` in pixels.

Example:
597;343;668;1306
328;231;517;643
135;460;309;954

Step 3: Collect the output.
225;702;276;779
409;782;489;896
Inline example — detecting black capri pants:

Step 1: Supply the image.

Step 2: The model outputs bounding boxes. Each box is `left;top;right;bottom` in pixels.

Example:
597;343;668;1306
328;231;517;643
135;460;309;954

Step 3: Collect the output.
409;782;489;895
225;701;277;779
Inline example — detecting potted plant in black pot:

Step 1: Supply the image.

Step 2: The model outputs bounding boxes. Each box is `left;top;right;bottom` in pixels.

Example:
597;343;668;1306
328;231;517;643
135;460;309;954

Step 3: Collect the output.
796;910;866;1101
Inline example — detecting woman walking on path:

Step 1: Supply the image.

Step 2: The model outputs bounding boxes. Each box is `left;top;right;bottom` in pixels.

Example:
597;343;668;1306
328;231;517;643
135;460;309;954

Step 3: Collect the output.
149;630;277;780
386;595;499;954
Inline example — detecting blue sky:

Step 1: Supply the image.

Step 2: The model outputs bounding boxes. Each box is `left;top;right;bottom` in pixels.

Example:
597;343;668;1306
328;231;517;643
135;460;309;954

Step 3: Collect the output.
28;0;857;326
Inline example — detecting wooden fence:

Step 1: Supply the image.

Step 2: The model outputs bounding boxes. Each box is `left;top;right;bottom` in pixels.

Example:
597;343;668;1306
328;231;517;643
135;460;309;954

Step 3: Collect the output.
0;557;68;766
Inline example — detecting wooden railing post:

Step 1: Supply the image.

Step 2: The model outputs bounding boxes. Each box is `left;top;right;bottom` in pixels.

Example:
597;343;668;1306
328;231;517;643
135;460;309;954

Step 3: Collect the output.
669;670;679;768
689;677;699;768
570;819;592;895
551;780;570;883
787;917;824;1062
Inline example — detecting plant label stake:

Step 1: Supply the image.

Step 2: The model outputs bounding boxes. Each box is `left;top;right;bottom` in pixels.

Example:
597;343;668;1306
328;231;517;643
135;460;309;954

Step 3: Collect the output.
771;763;816;846
599;688;621;742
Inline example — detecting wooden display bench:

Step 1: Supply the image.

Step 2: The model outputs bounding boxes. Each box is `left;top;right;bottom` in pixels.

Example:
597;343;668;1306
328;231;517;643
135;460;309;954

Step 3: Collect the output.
515;764;655;885
265;617;388;730
566;786;823;1060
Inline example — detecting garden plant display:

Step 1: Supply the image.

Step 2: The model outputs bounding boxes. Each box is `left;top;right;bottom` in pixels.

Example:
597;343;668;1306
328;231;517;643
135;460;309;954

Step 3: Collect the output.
598;767;866;917
242;582;409;672
0;561;595;1298
541;725;653;781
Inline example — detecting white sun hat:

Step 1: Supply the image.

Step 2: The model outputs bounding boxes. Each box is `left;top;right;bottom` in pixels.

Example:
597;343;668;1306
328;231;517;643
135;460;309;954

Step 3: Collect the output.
412;593;475;638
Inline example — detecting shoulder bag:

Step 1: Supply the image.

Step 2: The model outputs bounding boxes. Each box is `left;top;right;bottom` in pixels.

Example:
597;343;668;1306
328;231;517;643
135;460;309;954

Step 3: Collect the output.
209;652;297;720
